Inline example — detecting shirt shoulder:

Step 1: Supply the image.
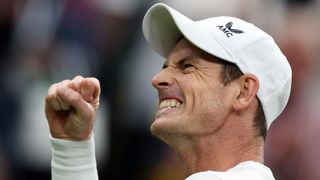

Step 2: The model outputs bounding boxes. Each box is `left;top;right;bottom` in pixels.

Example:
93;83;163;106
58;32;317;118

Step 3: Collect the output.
185;161;275;180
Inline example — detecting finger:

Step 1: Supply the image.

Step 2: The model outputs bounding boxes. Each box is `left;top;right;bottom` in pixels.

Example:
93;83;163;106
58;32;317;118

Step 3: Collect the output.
56;80;72;111
68;75;83;92
56;96;71;111
80;77;100;103
46;83;62;111
57;86;91;119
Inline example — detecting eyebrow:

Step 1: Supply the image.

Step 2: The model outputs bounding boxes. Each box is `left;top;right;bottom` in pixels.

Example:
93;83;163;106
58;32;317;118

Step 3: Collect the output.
162;56;196;69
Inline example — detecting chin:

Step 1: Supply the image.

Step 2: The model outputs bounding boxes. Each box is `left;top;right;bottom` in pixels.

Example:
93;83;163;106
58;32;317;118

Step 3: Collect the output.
150;118;165;135
151;116;190;141
150;117;175;139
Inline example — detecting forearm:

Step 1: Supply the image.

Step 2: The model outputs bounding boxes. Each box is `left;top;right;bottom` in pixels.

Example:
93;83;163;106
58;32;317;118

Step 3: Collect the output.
50;135;98;180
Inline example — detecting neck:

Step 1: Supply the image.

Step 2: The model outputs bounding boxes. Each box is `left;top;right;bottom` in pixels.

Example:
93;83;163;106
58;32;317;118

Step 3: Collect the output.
168;123;264;176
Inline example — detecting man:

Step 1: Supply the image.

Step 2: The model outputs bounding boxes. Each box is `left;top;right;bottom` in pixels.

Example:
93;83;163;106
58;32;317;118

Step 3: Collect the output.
45;3;291;180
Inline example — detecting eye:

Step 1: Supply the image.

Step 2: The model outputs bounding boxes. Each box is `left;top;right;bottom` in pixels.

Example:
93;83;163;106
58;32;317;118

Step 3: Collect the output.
182;63;195;71
177;58;197;72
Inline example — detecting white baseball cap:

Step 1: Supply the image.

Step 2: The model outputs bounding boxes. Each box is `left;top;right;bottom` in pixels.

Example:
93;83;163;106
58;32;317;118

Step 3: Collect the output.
142;3;292;128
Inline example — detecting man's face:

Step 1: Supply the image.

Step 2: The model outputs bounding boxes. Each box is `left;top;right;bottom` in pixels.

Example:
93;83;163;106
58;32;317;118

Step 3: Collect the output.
151;39;235;139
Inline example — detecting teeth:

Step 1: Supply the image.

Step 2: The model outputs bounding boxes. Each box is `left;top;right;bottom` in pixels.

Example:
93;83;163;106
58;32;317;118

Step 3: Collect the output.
159;99;181;109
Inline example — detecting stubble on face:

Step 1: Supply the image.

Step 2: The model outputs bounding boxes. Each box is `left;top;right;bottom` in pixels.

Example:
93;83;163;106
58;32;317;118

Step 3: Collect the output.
150;39;232;142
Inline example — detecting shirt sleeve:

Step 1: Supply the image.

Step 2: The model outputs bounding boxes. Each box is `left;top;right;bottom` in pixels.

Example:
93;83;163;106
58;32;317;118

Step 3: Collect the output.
50;135;98;180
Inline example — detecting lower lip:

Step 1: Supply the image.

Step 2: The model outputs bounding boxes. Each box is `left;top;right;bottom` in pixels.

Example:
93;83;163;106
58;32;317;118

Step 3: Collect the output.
155;106;180;119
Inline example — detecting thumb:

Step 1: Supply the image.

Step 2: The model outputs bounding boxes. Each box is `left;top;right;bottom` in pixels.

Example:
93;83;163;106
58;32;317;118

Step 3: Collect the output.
80;78;100;103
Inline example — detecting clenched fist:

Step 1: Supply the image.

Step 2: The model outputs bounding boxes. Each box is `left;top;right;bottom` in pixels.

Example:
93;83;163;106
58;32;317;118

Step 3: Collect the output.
45;75;100;141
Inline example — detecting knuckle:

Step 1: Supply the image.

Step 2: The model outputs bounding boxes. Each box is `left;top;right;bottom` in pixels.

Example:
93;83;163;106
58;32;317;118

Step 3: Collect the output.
47;84;59;101
73;75;84;80
62;79;71;87
45;93;55;102
69;76;83;91
47;83;57;94
89;77;100;85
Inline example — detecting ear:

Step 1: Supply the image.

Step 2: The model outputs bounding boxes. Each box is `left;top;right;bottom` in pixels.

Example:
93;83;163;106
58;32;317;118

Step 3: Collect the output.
233;74;259;111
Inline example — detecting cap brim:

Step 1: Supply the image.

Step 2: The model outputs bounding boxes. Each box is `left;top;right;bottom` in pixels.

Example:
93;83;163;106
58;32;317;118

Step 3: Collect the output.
142;3;233;62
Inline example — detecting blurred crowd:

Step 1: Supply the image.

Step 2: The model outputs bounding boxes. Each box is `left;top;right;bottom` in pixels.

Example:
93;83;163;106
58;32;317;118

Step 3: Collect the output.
0;0;320;180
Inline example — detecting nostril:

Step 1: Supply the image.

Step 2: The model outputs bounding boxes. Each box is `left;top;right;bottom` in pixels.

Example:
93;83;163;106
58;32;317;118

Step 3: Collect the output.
151;77;171;89
151;69;173;88
158;82;169;86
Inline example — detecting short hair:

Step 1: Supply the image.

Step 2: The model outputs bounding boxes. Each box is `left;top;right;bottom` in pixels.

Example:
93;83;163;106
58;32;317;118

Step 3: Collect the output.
219;59;267;140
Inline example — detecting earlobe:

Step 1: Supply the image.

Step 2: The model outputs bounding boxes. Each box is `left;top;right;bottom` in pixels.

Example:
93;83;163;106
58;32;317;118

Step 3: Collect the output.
233;74;259;111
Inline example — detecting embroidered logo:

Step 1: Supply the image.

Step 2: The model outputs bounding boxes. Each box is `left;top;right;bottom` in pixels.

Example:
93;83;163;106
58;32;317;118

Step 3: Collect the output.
217;22;244;38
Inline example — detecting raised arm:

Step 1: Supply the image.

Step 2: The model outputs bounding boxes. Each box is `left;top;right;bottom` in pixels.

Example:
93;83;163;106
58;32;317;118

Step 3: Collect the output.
45;75;100;180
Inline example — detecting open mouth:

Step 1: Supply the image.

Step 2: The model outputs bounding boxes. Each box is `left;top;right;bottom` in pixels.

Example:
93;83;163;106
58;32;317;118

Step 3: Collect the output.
155;98;183;119
159;99;182;109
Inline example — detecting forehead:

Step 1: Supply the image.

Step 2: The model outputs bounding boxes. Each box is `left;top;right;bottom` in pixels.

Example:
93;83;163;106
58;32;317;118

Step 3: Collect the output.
166;38;223;64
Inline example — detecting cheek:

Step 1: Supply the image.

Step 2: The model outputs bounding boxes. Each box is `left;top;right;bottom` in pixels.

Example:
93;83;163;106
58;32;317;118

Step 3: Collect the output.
198;93;222;120
181;75;223;113
193;86;229;129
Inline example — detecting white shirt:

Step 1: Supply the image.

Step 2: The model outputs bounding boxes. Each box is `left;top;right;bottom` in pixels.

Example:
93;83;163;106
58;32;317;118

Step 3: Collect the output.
186;161;275;180
51;137;275;180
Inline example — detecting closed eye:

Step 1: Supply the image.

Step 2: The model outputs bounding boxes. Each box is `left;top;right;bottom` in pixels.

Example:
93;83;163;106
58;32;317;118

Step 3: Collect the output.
177;57;197;72
182;63;194;70
162;63;168;69
162;56;197;72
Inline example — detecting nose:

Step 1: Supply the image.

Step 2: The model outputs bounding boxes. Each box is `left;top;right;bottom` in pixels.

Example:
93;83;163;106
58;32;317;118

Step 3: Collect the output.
151;68;174;89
